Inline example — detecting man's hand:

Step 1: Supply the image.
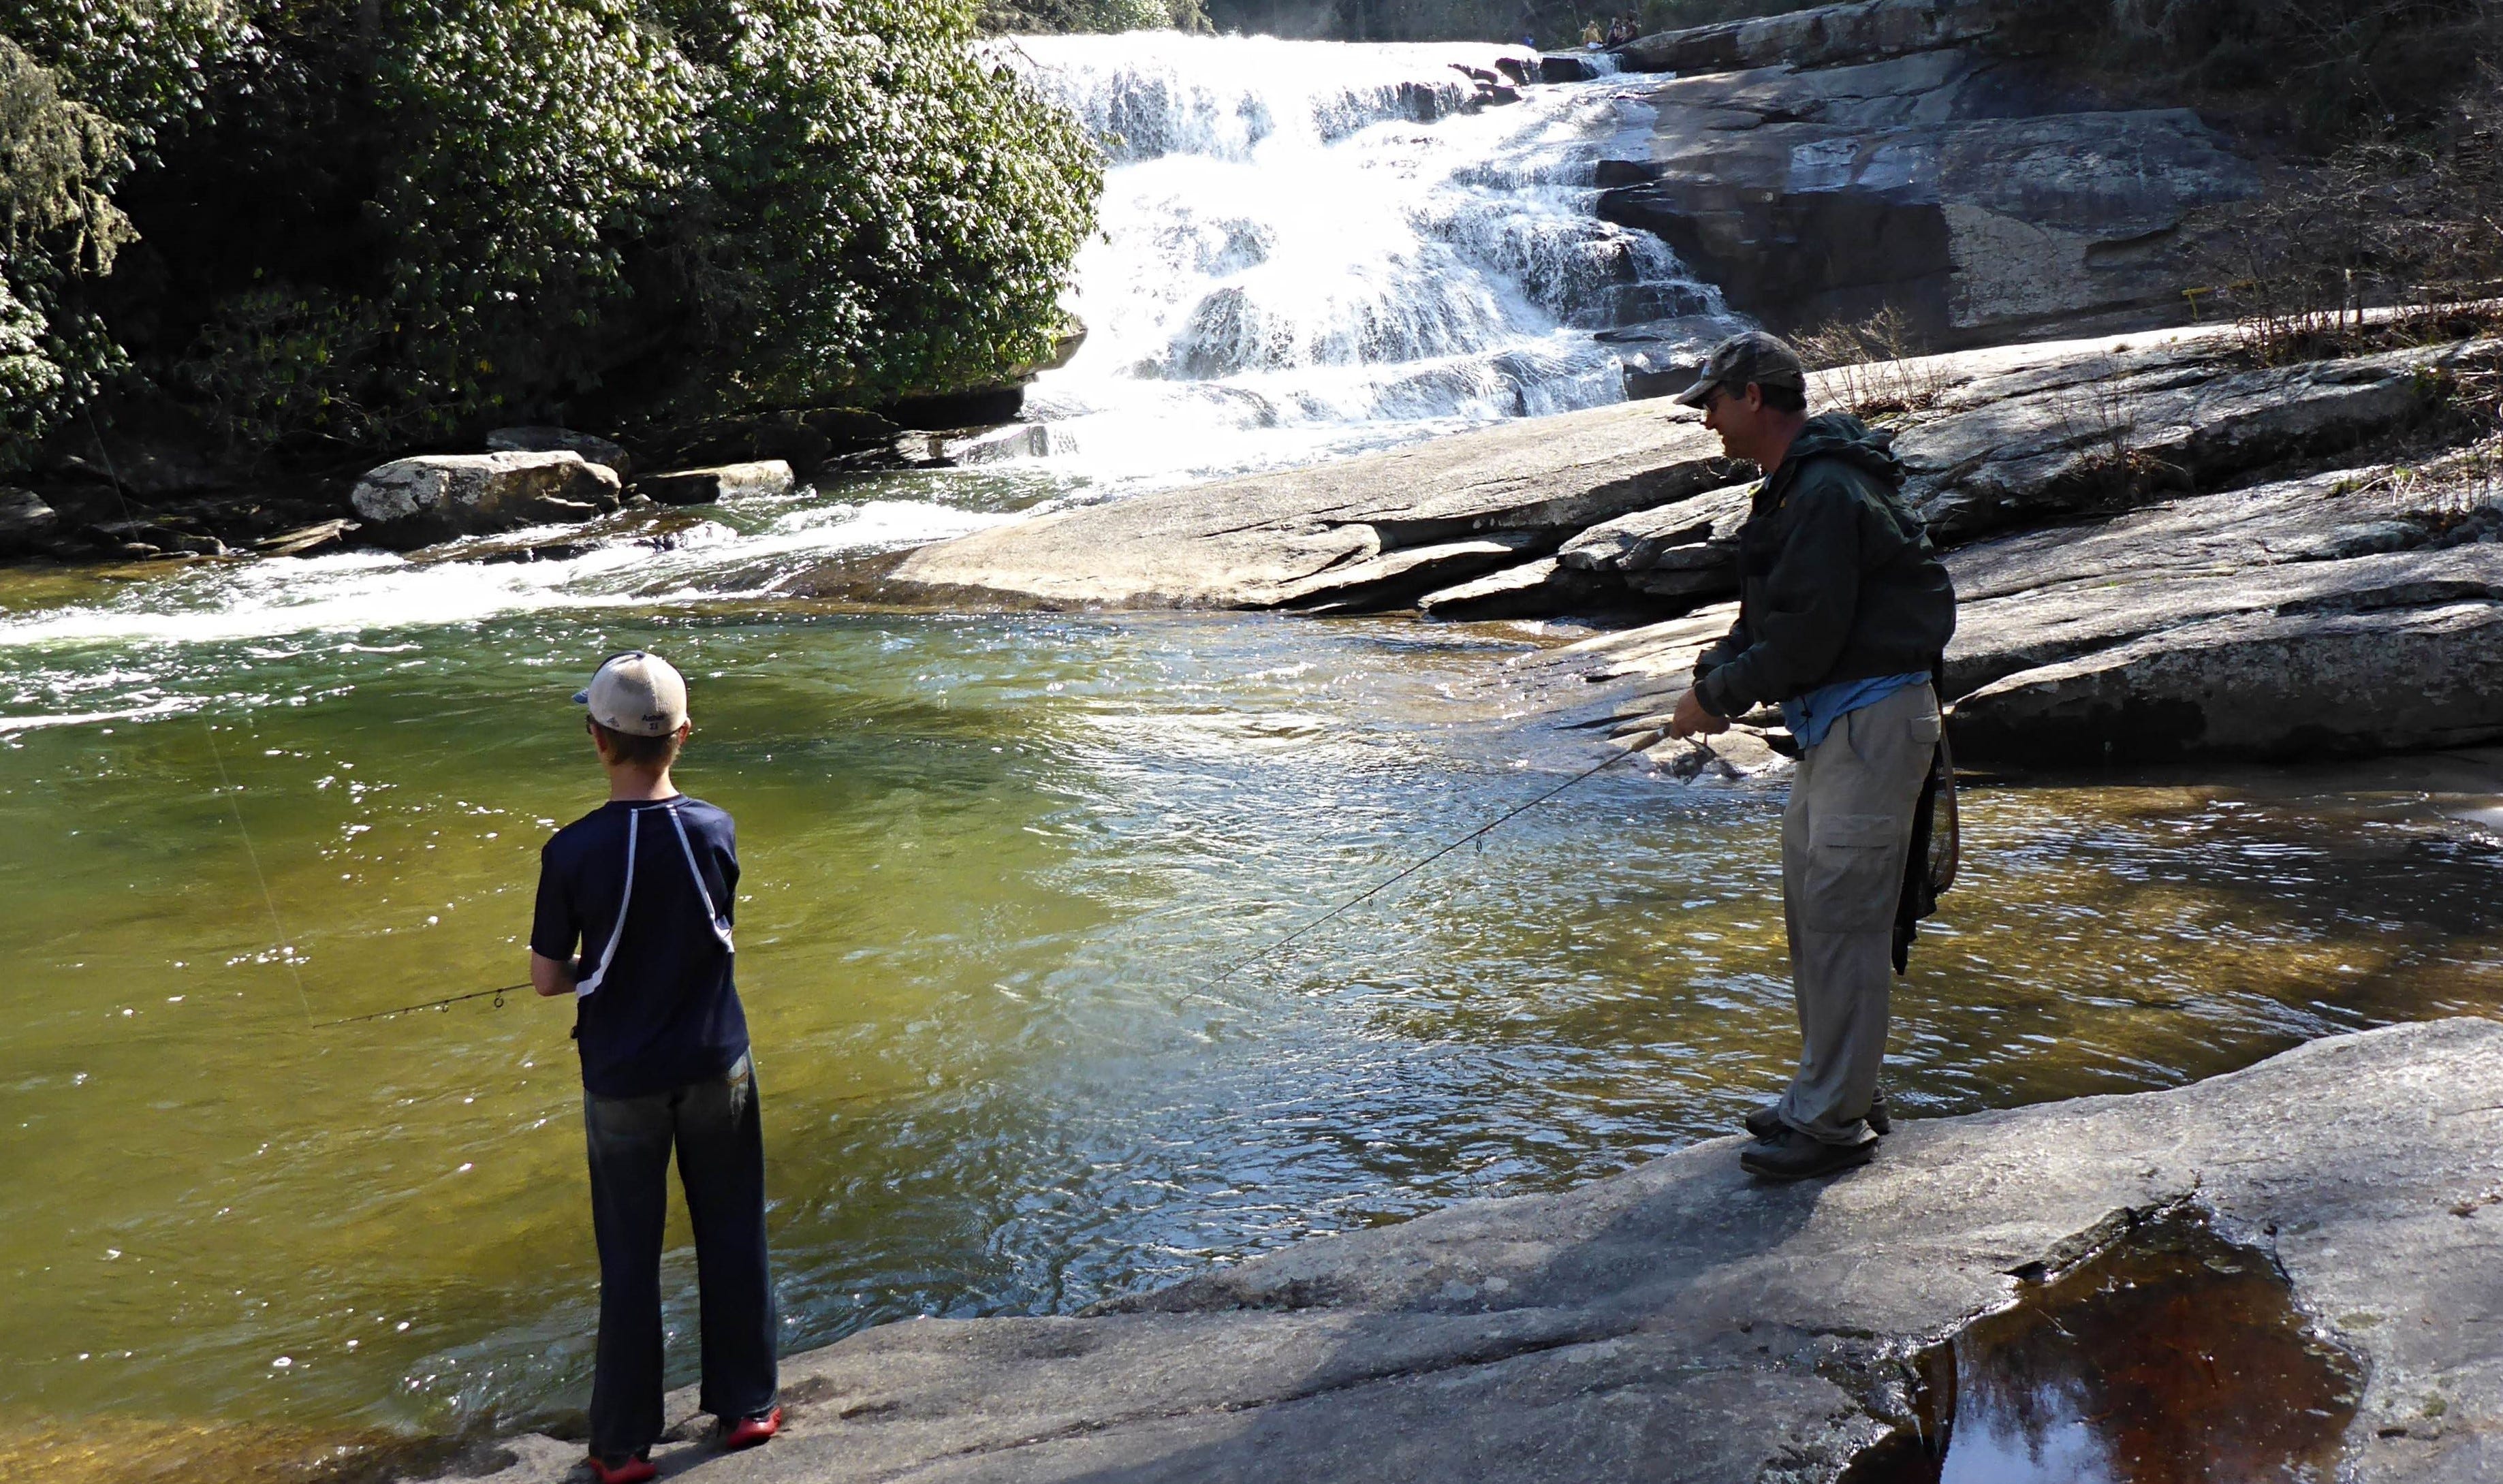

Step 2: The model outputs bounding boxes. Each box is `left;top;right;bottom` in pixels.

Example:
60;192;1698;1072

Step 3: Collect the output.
1669;687;1731;740
531;951;578;998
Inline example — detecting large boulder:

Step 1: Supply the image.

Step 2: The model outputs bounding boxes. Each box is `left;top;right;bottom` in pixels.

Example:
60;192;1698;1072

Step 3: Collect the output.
0;486;59;556
1949;599;2503;764
1415;556;1616;620
484;426;633;481
1554;480;1753;602
349;452;621;549
637;460;795;507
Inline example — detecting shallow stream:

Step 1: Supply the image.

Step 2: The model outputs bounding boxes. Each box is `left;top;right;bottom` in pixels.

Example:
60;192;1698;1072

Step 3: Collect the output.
3;32;2500;1483
3;588;2500;1478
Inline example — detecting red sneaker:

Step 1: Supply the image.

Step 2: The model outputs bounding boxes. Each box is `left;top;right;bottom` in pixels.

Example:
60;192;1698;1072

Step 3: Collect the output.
721;1406;781;1451
584;1454;657;1484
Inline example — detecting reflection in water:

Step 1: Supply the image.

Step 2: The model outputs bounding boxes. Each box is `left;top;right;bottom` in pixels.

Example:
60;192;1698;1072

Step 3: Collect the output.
0;610;2492;1483
1871;1209;2360;1483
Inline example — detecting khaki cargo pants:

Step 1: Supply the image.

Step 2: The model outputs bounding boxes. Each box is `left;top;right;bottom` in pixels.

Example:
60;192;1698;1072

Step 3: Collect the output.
1775;681;1941;1144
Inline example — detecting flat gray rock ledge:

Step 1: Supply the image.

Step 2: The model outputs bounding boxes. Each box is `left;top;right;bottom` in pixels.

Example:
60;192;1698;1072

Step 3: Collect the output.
430;1017;2503;1483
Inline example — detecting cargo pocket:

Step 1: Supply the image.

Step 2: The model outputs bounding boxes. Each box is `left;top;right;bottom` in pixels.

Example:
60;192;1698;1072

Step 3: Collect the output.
1801;812;1908;933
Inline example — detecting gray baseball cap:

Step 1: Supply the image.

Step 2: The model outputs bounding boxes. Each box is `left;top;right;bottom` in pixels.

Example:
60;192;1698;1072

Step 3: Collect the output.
574;650;689;736
1673;331;1808;408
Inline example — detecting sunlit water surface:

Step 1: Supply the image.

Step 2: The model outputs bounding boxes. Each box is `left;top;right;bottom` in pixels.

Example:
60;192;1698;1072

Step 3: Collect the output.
2;595;2499;1480
0;30;2497;1484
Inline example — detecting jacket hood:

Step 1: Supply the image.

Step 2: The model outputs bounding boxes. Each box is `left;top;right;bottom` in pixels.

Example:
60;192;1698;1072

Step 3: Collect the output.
1774;412;1904;488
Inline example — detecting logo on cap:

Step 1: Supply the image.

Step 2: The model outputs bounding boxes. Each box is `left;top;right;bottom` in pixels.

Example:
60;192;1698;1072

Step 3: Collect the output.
573;650;690;736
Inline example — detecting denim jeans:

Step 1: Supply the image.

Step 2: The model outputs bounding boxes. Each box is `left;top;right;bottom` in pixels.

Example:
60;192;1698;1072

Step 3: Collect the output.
583;1052;777;1459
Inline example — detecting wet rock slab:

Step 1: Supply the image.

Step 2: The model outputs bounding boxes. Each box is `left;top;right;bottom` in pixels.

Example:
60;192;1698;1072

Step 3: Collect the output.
419;1019;2503;1483
886;398;1742;610
1601;0;2260;346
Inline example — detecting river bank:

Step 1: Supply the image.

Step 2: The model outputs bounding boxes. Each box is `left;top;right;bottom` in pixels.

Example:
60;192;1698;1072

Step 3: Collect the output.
885;320;2503;767
413;1015;2503;1482
5;599;2500;1484
4;16;2499;1481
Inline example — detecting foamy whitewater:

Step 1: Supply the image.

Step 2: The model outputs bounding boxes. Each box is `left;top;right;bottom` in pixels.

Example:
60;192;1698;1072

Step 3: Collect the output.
1007;33;1718;482
0;34;1730;661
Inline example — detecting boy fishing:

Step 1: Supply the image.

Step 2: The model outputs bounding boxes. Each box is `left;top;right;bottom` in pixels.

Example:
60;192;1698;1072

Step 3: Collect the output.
529;650;780;1483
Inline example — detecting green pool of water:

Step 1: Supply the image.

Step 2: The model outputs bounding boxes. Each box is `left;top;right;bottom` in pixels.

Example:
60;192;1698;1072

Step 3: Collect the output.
1;596;2497;1479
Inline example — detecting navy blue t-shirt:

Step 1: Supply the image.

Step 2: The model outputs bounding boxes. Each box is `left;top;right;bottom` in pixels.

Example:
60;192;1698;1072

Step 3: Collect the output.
531;795;750;1098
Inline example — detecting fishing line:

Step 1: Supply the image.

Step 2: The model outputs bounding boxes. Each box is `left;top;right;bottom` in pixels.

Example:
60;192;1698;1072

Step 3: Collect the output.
204;722;319;1028
1189;734;1656;1003
80;404;319;1028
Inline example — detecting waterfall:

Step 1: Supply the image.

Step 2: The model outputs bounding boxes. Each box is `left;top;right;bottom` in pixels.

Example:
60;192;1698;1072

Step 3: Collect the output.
0;37;1746;649
1003;33;1733;485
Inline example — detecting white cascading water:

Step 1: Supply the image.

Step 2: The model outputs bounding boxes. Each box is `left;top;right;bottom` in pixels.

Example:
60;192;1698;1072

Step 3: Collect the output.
1009;33;1729;484
0;35;1739;654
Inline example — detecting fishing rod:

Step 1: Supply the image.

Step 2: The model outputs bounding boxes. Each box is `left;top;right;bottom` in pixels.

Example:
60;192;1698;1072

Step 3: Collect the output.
313;982;531;1028
335;734;1659;1028
1190;730;1661;1001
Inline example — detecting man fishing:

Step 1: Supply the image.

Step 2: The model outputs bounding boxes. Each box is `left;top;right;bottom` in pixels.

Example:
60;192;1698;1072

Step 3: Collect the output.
1667;332;1957;1182
530;650;780;1483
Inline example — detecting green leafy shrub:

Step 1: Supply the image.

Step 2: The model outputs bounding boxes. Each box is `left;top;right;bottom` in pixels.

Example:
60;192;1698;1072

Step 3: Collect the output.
0;0;247;153
0;0;1105;472
638;0;1101;423
981;0;1197;33
0;33;138;470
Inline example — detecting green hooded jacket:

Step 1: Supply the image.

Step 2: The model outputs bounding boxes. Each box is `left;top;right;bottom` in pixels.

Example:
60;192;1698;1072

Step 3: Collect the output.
1692;413;1957;719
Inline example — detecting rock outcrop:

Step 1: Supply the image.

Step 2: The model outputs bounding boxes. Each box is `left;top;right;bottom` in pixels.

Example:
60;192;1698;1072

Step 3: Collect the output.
0;486;59;556
638;460;797;507
1597;0;2259;346
1614;0;2011;74
417;1018;2503;1483
485;426;635;481
887;400;1742;610
348;452;623;549
889;325;2503;765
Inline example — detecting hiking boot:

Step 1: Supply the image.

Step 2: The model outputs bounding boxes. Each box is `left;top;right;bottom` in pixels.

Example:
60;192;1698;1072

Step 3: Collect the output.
721;1406;781;1451
584;1454;657;1484
1739;1126;1879;1182
1743;1088;1890;1141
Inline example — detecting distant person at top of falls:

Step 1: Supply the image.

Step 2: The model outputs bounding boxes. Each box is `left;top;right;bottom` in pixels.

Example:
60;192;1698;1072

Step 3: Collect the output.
530;650;783;1484
1665;332;1959;1184
1582;18;1605;46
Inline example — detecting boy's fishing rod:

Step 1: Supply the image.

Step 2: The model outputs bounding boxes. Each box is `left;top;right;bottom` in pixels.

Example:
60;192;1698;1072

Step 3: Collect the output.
313;736;1663;1028
313;981;530;1027
1193;733;1660;998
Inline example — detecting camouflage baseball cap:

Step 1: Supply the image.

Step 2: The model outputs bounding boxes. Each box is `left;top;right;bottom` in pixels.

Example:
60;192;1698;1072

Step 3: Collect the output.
1673;331;1808;408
